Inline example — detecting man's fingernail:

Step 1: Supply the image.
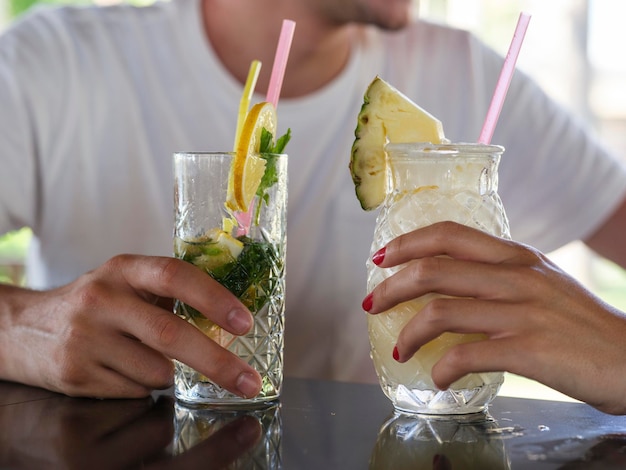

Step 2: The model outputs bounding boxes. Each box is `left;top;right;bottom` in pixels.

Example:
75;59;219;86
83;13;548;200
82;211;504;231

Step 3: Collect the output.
236;372;261;398
228;308;253;334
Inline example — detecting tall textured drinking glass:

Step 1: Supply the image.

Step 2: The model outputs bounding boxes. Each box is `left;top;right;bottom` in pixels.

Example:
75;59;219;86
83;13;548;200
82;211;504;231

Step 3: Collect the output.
173;152;287;407
367;143;510;415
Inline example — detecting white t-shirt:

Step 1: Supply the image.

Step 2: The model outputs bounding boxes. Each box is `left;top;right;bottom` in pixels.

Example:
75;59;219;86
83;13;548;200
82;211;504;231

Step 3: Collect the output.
1;0;625;383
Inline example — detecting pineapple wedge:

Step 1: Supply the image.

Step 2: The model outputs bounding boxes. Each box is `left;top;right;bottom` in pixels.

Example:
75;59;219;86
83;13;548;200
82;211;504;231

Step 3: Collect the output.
349;76;446;210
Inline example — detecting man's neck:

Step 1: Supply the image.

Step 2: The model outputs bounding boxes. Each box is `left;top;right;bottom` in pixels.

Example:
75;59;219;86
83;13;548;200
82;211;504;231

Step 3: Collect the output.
201;0;356;98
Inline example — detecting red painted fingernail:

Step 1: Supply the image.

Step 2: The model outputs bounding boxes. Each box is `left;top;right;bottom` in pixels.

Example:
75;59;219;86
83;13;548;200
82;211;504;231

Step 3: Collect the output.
372;247;386;266
393;346;400;361
362;292;373;312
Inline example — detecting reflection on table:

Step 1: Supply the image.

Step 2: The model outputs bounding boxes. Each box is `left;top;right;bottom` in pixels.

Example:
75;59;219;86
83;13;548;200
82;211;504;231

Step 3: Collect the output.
1;378;626;469
370;412;511;469
0;388;173;468
173;402;281;468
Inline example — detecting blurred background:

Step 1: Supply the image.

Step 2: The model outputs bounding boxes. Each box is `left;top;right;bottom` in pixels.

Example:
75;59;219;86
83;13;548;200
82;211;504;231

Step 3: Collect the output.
1;0;625;400
421;0;626;311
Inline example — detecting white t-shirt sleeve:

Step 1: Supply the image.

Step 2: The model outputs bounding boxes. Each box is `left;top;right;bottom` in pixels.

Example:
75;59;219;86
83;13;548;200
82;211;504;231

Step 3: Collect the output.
385;23;626;253
490;48;626;251
0;13;44;234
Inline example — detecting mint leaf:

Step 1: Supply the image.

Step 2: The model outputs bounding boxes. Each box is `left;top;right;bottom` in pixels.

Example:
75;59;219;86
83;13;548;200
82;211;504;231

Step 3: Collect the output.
271;128;291;154
259;127;291;154
253;127;291;224
259;128;274;154
257;154;279;197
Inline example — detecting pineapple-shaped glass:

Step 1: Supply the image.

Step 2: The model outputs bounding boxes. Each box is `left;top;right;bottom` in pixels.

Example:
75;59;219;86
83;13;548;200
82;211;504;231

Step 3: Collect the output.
367;143;510;414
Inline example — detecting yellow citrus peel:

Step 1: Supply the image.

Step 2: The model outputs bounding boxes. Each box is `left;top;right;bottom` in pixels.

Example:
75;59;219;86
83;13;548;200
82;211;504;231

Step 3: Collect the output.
233;60;262;150
226;101;277;212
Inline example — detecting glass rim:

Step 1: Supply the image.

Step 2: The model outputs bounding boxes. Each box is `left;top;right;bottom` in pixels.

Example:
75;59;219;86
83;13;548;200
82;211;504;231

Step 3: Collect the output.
173;151;287;158
385;142;505;155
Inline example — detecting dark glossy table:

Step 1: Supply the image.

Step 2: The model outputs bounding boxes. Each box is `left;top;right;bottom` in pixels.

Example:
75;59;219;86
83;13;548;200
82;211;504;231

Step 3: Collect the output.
1;377;626;469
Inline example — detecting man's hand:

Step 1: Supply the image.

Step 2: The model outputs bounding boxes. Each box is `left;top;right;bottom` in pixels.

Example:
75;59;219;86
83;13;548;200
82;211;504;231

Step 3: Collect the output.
0;254;262;399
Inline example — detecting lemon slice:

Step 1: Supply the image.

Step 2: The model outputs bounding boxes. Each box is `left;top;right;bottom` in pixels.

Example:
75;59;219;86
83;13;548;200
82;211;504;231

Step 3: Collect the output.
174;228;243;272
226;102;277;212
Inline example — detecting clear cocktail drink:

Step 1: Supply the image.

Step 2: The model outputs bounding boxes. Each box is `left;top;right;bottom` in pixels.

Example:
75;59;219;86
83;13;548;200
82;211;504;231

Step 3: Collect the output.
173;151;287;407
367;143;510;414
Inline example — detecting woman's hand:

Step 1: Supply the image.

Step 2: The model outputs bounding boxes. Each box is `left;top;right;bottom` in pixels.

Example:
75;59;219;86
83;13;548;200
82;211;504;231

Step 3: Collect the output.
0;254;262;399
363;221;626;415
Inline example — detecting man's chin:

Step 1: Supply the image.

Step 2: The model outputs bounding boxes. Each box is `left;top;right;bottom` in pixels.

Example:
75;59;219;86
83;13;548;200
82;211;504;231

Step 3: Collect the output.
359;0;416;31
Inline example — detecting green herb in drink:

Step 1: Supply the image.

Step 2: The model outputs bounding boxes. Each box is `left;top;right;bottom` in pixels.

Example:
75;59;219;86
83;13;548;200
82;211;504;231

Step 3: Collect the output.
253;127;291;223
174;232;281;333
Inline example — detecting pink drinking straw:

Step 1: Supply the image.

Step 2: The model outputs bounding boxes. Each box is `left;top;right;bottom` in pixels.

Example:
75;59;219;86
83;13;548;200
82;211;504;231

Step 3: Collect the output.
266;19;296;108
236;19;296;236
478;12;532;144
